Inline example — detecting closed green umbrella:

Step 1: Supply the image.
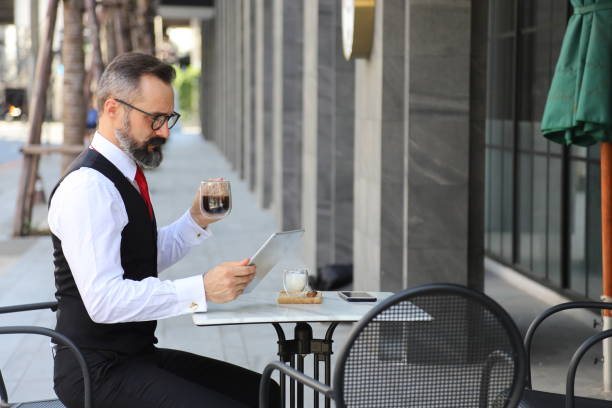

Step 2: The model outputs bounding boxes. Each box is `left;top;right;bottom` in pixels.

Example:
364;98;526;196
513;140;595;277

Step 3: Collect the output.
542;0;612;146
541;0;612;391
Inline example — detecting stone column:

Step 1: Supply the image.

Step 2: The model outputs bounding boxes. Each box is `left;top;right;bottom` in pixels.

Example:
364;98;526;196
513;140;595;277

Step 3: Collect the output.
242;0;252;181
200;18;215;140
254;0;264;202
403;0;478;288
263;0;274;207
213;1;226;151
253;0;274;207
353;0;406;291
230;1;242;173
302;0;355;271
248;0;257;190
302;0;319;270
223;1;232;165
272;0;283;223
224;1;234;166
234;2;244;178
272;0;304;230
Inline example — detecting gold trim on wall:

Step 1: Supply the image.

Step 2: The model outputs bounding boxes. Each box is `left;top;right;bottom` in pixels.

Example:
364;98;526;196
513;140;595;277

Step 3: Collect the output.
342;0;375;60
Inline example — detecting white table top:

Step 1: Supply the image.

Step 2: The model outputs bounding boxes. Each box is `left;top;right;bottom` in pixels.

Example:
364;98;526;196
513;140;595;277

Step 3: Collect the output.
192;291;430;326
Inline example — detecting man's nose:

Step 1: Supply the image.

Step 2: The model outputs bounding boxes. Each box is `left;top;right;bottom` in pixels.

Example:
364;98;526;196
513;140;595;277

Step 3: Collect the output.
155;121;170;138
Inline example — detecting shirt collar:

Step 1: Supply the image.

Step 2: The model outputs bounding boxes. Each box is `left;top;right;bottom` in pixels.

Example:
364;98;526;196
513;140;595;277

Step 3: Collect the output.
90;132;138;181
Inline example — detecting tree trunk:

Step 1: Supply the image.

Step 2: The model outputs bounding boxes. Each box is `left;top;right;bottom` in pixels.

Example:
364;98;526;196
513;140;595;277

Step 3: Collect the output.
85;0;104;83
114;0;133;54
62;0;86;171
83;0;104;109
104;8;118;61
135;0;155;54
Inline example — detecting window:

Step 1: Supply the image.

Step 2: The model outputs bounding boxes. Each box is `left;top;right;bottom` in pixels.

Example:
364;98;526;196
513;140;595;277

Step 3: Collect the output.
485;0;602;299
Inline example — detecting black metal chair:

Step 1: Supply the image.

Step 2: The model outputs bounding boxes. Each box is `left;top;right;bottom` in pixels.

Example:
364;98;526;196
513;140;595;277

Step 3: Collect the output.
260;283;527;407
0;301;91;408
521;301;612;408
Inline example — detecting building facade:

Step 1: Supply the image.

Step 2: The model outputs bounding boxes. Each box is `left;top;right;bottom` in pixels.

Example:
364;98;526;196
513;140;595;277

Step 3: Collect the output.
201;0;488;291
201;0;596;297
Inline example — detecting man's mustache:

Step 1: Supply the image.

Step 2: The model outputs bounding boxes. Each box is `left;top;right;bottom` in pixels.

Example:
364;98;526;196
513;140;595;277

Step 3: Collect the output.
145;137;166;148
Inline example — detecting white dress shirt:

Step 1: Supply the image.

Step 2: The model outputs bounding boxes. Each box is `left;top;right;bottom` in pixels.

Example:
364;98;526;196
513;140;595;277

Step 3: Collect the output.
48;132;210;324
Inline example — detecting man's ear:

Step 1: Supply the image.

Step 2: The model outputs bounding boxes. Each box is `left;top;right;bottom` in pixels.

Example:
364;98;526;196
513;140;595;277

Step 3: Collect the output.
103;98;119;119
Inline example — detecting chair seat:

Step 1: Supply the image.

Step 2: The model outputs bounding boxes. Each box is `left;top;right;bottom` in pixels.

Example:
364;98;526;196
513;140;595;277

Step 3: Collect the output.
521;389;612;408
9;400;66;408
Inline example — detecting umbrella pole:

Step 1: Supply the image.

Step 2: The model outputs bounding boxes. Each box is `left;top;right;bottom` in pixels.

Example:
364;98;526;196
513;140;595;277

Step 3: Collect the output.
601;142;612;392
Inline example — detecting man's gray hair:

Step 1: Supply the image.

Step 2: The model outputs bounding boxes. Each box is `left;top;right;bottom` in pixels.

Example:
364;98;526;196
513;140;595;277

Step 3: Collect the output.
96;52;175;112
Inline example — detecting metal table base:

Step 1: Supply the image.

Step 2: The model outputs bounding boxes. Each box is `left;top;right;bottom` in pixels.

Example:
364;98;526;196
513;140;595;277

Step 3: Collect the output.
272;322;339;408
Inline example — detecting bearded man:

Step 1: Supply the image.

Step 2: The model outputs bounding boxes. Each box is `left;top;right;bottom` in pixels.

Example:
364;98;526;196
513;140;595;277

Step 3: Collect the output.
48;53;280;408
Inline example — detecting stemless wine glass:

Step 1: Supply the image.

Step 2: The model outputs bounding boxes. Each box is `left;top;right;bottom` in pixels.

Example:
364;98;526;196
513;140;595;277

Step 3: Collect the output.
283;268;309;294
199;180;232;219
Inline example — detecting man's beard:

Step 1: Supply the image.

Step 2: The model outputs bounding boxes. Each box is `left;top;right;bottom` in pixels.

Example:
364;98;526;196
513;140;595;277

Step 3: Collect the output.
115;116;166;168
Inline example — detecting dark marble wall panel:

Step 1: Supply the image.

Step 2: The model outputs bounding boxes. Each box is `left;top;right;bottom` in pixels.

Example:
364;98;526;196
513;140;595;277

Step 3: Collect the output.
282;112;303;229
468;0;489;290
281;0;304;230
220;1;228;158
255;0;264;201
406;248;468;286
242;1;252;183
408;111;470;187
272;0;282;224
200;19;215;141
315;0;335;268
380;49;406;297
249;1;257;190
381;118;405;291
409;0;470;57
332;1;355;265
262;0;274;208
237;4;245;180
212;3;219;145
234;2;244;177
403;0;478;288
230;2;238;168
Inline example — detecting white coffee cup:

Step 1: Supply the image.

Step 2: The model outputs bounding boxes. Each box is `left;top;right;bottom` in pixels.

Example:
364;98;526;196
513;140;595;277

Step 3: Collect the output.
283;268;309;293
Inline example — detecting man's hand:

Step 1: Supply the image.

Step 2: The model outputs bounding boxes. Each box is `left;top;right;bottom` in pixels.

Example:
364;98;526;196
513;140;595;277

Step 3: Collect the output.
189;178;225;229
203;258;256;303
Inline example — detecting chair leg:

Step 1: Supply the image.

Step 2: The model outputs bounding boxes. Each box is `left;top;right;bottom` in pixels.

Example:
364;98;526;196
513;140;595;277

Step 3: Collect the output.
0;369;8;405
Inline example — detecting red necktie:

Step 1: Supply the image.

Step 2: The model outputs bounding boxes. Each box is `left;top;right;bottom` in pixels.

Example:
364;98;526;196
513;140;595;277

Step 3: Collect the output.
135;166;154;220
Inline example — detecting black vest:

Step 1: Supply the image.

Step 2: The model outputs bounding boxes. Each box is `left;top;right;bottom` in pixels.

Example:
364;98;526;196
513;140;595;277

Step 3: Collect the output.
50;148;158;354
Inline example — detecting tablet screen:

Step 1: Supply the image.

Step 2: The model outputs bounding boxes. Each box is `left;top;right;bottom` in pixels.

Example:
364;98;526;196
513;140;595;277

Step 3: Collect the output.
243;229;304;293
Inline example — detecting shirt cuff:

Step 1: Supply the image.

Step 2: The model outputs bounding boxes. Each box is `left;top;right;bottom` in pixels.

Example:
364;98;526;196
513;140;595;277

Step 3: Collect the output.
175;275;207;313
178;210;212;245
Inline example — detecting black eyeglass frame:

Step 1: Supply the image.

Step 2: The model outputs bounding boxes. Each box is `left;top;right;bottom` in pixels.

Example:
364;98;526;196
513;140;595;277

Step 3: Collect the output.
114;98;180;130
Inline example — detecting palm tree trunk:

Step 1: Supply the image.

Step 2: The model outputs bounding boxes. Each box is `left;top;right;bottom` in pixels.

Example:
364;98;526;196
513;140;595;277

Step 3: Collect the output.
62;0;86;171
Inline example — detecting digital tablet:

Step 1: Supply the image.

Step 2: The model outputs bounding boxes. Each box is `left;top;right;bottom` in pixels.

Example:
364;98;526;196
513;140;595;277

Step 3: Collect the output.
243;229;304;293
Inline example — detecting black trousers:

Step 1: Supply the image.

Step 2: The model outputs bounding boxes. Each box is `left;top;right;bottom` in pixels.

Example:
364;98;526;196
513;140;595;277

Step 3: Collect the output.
54;346;281;408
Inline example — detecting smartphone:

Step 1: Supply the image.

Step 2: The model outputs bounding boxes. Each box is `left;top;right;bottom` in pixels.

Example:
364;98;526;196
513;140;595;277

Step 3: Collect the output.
338;291;377;302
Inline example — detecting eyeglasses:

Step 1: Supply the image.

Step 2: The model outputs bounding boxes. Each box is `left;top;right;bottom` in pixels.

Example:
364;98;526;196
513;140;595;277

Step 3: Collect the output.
114;98;181;130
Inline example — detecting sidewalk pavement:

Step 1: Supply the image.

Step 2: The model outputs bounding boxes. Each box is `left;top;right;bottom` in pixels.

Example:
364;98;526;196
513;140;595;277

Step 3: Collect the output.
0;126;610;404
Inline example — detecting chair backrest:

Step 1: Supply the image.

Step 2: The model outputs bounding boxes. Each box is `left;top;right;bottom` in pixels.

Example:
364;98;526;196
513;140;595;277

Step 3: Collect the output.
333;284;527;408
